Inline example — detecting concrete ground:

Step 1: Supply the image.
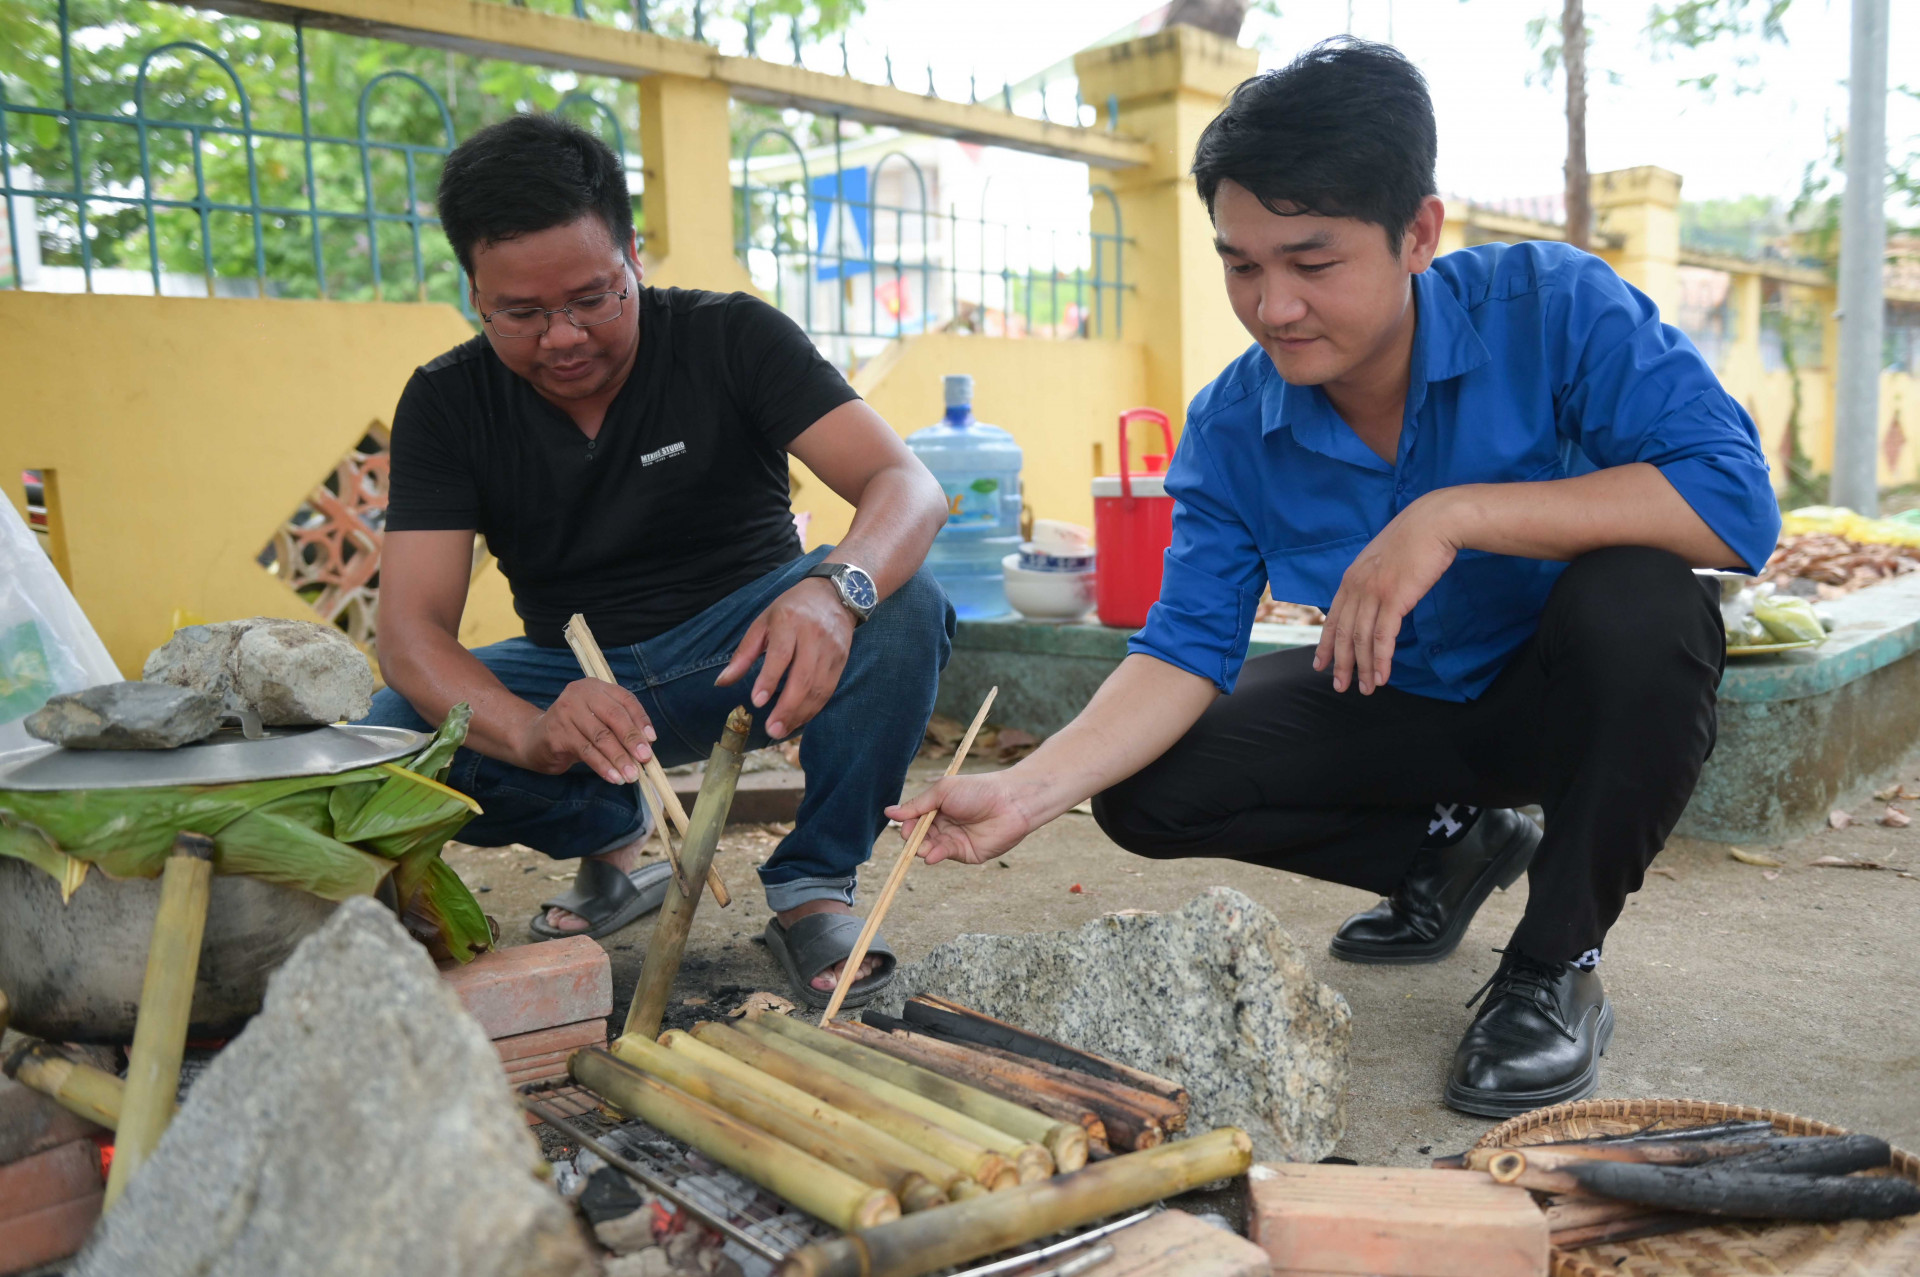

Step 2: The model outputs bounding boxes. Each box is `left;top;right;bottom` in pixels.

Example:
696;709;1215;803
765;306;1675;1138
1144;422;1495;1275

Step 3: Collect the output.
447;741;1920;1166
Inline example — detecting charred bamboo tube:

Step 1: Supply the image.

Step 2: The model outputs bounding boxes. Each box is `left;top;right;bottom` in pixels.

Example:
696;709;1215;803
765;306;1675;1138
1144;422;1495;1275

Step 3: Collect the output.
611;1033;946;1212
847;1018;1111;1153
904;995;1189;1109
761;1011;1087;1172
1486;1151;1583;1195
1561;1160;1920;1221
104;831;216;1209
689;1021;1014;1189
572;1047;900;1230
1553;1212;1719;1247
777;1126;1255;1277
650;1030;970;1199
1460;1134;1885;1174
624;707;752;1041
1715;1134;1892;1176
735;1017;1053;1183
3;1039;136;1131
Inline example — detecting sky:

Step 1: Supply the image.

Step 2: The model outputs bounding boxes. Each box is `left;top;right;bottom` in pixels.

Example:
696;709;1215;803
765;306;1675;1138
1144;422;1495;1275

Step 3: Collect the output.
840;0;1916;208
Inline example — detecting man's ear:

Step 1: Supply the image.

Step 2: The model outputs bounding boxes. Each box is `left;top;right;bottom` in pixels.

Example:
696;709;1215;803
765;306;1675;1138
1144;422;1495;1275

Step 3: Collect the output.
627;233;645;284
1402;195;1447;274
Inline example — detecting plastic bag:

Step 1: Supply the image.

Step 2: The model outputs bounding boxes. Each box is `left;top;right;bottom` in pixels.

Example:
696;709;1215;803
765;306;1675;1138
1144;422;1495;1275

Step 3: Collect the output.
0;496;121;759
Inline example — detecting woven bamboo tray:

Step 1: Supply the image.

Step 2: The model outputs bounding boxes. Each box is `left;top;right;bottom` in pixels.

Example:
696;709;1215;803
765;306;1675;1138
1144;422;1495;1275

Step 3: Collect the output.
1471;1098;1920;1277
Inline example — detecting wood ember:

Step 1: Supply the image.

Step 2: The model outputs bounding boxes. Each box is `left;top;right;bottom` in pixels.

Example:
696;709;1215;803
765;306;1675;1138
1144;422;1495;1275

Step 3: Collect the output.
1761;533;1920;598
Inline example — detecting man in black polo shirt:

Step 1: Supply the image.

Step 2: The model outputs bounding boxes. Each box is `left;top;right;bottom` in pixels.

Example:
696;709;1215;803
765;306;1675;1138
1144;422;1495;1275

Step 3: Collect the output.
364;115;952;1007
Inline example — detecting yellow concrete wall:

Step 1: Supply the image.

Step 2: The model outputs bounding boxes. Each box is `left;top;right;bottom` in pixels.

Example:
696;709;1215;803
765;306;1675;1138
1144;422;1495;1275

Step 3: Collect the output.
0;291;522;675
792;333;1151;547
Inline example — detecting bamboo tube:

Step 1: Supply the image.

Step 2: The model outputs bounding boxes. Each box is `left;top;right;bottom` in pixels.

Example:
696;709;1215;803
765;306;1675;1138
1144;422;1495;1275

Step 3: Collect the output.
906;995;1189;1109
847;1018;1111;1153
956;1040;1170;1150
105;831;215;1209
572;1048;899;1230
3;1040;135;1131
734;1017;1053;1183
760;1011;1087;1172
564;612;729;908
648;1031;971;1198
777;1127;1255;1277
819;687;996;1024
688;1021;1014;1189
624;707;752;1041
609;1033;947;1212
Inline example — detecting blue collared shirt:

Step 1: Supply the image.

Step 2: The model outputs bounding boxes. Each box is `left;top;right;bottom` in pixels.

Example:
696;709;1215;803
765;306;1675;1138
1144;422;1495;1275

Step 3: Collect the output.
1129;241;1780;702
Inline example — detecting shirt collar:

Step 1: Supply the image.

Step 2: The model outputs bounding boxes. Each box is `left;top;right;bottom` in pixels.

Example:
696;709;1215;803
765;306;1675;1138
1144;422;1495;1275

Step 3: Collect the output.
1261;267;1492;449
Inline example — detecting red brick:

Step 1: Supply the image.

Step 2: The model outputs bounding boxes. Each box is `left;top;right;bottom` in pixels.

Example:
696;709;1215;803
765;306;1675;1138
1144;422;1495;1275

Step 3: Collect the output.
0;1139;102;1222
440;936;611;1040
493;1018;607;1064
1080;1210;1271;1277
0;1074;105;1165
1247;1163;1546;1277
0;1191;103;1275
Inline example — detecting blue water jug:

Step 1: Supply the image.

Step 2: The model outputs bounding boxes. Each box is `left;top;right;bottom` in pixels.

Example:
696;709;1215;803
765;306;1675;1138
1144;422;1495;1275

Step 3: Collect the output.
906;374;1023;620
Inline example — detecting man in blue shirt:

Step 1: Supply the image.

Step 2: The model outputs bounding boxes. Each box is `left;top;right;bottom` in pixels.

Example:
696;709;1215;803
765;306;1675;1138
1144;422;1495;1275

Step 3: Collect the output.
886;39;1779;1115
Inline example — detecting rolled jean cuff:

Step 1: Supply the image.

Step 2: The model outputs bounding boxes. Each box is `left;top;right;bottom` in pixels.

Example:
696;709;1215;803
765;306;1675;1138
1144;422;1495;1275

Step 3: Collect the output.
761;873;858;912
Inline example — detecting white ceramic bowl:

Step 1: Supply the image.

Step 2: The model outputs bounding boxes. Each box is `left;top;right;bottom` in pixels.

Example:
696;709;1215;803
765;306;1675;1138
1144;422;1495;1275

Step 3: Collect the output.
1017;541;1097;573
1002;553;1096;621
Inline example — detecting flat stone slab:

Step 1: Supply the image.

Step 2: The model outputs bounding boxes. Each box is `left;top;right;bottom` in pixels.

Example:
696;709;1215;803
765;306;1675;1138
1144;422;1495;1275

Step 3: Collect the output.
873;887;1351;1163
24;681;219;749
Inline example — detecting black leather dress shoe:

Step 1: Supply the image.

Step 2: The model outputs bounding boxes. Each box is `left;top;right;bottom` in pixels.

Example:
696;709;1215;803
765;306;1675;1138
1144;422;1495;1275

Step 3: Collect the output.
1444;948;1613;1117
1329;807;1541;964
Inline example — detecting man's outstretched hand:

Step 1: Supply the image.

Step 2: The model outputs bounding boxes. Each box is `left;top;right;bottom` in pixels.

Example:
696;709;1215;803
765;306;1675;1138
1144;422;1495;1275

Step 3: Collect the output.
515;677;655;784
1314;493;1463;694
716;578;853;740
884;773;1042;866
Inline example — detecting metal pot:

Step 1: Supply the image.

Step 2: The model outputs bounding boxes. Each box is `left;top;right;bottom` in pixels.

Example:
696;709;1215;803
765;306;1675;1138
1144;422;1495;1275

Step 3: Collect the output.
0;855;339;1043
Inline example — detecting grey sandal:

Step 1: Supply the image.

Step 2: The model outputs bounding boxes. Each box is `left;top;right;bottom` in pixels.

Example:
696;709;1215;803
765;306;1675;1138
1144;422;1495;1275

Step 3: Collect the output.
763;913;897;1010
530;858;674;941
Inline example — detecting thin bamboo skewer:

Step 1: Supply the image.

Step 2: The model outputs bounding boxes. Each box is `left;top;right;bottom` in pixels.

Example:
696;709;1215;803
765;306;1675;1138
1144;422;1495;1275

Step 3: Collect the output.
564;612;729;908
689;1020;1015;1189
735;1017;1053;1183
820;686;997;1024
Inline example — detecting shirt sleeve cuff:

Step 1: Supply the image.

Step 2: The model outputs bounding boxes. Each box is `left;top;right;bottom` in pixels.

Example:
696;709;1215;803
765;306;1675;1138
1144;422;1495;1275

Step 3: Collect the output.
1656;453;1783;575
1126;552;1263;693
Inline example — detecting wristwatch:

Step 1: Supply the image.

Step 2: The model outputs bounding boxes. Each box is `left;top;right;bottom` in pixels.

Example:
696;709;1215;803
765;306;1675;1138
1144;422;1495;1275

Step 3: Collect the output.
804;561;879;625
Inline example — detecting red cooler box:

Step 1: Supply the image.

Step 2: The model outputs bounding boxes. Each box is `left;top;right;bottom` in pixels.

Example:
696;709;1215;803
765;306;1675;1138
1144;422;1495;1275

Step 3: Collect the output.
1093;408;1176;629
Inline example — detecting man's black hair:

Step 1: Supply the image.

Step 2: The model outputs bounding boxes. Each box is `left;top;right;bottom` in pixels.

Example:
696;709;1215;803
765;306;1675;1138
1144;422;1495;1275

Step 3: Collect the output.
437;114;635;278
1191;37;1437;250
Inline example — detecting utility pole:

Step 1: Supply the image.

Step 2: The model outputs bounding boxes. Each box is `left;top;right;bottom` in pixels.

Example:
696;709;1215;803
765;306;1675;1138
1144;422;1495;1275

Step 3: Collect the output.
1562;0;1589;250
1831;0;1890;515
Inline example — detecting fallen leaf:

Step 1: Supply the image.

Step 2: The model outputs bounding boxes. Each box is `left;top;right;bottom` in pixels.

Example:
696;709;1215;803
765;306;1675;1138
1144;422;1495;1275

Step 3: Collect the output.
681;995;709;1008
777;738;803;769
1729;847;1785;868
730;990;797;1019
1874;784;1907;802
992;727;1040;764
1808;855;1890;870
1881;807;1912;828
1762;870;1781;881
1068;883;1083;894
1828;810;1853;830
924;714;965;749
1648;866;1679;880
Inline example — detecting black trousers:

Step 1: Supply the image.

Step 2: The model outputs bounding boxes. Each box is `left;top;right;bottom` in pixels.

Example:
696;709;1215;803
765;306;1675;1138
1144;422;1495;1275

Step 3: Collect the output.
1092;547;1726;962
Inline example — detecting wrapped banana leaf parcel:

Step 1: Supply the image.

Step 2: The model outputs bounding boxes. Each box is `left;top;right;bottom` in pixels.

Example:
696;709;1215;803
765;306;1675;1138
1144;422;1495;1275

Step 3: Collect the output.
0;704;492;962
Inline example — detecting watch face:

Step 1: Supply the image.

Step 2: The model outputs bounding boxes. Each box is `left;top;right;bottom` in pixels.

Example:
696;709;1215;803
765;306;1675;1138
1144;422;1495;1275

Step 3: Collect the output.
840;567;879;612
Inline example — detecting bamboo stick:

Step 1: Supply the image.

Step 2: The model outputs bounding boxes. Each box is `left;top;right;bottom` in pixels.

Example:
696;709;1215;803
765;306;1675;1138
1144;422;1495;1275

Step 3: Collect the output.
564;612;729;908
688;1020;1015;1189
609;1033;947;1211
1552;1212;1718;1248
105;831;215;1209
777;1126;1255;1277
819;687;996;1024
734;1016;1054;1183
572;1048;899;1230
624;707;752;1041
3;1040;137;1131
844;1018;1111;1153
905;995;1189;1109
648;1030;972;1198
757;1011;1088;1172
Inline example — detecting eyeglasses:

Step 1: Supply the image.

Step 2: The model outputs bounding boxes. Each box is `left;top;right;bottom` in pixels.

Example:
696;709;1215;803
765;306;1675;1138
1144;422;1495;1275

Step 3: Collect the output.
481;287;628;338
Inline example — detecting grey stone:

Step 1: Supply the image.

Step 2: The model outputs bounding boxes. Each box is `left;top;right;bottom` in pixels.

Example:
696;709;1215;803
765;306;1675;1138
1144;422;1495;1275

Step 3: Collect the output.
873;887;1351;1163
24;681;220;749
144;618;373;726
73;897;594;1277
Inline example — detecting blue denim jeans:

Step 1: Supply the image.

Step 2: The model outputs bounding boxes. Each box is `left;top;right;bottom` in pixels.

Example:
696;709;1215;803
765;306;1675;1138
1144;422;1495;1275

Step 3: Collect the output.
363;546;955;911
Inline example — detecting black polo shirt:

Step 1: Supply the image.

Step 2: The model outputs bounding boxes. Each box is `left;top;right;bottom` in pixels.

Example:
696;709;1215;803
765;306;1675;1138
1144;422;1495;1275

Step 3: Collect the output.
386;287;859;647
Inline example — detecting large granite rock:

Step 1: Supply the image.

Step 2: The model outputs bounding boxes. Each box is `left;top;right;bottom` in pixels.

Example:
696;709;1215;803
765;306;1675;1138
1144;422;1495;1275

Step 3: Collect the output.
24;681;220;749
144;618;373;726
874;888;1351;1162
74;898;594;1277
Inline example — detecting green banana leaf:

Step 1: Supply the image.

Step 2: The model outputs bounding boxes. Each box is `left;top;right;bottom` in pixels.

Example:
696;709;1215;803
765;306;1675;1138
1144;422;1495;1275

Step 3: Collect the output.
0;703;493;961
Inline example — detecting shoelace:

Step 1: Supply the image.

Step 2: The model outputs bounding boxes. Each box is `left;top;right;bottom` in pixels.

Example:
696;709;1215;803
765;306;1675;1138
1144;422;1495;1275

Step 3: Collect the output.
1463;947;1578;1042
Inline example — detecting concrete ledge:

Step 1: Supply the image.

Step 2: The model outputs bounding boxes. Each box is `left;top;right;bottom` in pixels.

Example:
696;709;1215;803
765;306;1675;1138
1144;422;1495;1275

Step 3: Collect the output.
935;574;1920;846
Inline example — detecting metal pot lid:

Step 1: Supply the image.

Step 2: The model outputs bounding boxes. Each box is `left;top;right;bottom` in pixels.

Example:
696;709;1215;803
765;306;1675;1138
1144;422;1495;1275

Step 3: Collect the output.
0;724;430;791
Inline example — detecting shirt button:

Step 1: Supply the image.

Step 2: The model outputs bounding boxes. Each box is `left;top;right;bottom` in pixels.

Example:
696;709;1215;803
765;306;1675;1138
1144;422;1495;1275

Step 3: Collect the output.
1396;481;1407;494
